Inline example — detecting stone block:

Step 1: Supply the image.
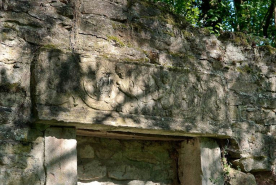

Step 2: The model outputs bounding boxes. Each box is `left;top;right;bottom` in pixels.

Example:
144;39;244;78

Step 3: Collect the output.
36;54;232;137
178;138;224;185
108;165;151;181
81;0;127;21
200;138;224;185
225;44;246;62
128;180;163;185
254;171;276;185
77;136;178;184
178;138;201;185
229;169;257;185
78;160;106;181
45;127;77;185
78;145;95;159
233;157;271;172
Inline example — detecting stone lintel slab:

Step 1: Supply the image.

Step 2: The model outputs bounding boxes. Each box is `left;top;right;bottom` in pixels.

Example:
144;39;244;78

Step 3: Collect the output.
178;138;224;185
36;105;232;138
35;51;231;139
45;127;77;185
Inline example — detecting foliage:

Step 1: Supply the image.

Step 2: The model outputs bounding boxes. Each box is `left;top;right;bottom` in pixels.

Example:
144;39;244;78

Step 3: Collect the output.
221;144;232;184
149;0;276;47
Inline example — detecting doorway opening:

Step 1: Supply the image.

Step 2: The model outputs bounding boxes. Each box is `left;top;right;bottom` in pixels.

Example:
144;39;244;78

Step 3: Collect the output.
76;131;183;185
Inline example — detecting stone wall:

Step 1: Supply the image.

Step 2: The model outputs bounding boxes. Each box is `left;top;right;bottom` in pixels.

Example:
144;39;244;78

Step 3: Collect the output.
0;0;276;184
77;136;179;184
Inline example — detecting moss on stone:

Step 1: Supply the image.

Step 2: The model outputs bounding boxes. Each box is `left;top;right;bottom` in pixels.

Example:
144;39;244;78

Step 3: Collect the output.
107;35;126;47
167;66;190;73
200;28;211;36
140;0;152;7
126;41;133;48
187;54;196;60
41;44;60;50
131;21;154;34
122;57;149;63
111;22;128;30
3;22;16;29
162;14;176;25
1;32;8;40
101;54;110;59
182;30;194;38
141;14;175;28
259;45;276;55
130;23;143;33
168;51;185;58
163;30;175;37
0;83;23;93
237;65;252;73
135;48;148;57
233;32;249;46
219;32;251;47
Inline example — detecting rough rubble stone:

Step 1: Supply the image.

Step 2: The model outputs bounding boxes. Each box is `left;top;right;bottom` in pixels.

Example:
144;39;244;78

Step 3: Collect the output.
77;136;178;184
229;169;257;185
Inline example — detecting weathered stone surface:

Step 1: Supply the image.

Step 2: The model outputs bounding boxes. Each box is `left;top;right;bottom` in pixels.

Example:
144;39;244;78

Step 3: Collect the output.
31;0;276;179
0;126;45;185
229;169;257;185
35;52;232;137
233;157;271;172
178;138;201;185
45;127;77;185
200;138;224;185
108;165;151;180
77;180;164;185
253;171;276;185
128;180;165;185
78;160;107;181
77;136;178;184
78;144;95;159
32;0;235;139
178;138;224;185
81;0;128;21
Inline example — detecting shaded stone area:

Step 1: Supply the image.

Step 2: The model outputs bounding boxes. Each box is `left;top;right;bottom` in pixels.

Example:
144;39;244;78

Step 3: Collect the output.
36;48;231;137
253;171;276;185
229;169;257;185
0;126;45;185
0;0;74;183
77;136;180;185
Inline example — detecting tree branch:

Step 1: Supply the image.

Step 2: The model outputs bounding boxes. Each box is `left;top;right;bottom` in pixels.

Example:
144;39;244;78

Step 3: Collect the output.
263;0;275;37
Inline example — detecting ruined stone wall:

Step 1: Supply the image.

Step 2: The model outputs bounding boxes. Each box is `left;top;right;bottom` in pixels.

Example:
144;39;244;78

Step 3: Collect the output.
77;136;179;184
0;0;276;184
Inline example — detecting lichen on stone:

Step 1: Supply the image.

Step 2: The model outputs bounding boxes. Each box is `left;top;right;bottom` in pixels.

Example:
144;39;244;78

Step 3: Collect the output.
236;65;253;74
107;35;126;47
41;44;60;50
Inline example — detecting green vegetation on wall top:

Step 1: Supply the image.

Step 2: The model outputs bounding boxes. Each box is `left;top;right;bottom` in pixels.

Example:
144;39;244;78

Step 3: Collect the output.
147;0;276;47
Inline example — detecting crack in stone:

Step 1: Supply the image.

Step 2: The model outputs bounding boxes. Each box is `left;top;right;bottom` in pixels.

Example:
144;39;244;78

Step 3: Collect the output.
70;0;81;52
